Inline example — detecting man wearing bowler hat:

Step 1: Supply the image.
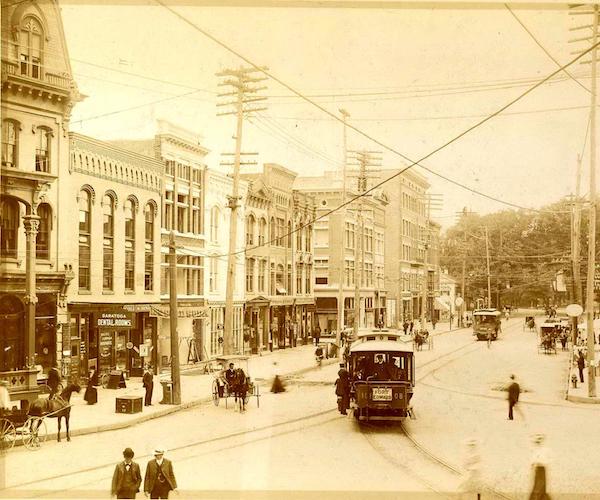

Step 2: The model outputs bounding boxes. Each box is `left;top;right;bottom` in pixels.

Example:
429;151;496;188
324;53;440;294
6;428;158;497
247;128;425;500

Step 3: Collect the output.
111;447;142;499
144;447;177;499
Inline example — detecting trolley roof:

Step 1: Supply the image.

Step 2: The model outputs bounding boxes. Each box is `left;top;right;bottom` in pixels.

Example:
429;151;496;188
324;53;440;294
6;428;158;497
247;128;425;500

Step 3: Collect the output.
473;309;501;316
350;339;414;354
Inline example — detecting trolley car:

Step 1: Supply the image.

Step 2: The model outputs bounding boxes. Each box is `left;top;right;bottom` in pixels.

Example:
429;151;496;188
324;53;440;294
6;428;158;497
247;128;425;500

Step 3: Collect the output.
347;330;414;422
472;309;502;341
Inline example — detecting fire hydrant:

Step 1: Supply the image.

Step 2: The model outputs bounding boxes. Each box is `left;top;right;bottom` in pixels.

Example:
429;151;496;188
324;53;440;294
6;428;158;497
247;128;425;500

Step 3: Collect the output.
571;373;578;388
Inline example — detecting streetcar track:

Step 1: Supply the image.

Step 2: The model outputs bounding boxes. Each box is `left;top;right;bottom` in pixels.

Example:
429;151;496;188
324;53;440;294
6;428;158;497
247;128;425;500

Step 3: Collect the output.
7;407;338;492
27;411;343;498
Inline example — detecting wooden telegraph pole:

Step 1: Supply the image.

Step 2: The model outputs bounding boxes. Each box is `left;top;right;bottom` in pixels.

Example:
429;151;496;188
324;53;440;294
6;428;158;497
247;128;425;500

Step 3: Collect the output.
347;151;382;339
569;4;598;397
336;109;350;353
217;66;267;355
168;231;181;404
485;226;492;309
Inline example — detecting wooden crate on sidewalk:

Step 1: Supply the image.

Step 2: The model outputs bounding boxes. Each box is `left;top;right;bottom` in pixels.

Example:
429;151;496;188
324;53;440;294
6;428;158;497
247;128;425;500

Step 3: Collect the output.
115;395;143;414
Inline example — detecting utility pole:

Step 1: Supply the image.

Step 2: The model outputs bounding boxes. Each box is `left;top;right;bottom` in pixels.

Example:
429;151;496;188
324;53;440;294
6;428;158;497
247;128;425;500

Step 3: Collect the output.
217;66;267;355
348;151;382;338
336;109;350;353
571;155;583;344
168;231;181;404
569;2;599;398
420;199;431;330
485;226;492;308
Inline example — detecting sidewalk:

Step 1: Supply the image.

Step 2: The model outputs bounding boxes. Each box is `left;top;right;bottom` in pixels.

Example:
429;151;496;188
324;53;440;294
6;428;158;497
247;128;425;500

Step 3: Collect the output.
29;344;338;444
30;323;462;444
566;343;600;403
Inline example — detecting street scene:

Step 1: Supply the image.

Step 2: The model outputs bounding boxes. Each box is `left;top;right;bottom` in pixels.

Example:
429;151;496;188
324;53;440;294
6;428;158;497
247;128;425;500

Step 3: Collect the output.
2;0;600;498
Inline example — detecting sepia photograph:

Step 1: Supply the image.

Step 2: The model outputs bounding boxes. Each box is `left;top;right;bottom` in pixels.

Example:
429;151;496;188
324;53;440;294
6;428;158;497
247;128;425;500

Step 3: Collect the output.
0;0;599;498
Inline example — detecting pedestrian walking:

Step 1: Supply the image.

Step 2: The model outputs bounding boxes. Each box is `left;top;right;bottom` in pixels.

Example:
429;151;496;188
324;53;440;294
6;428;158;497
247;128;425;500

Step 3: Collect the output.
507;374;521;420
335;363;350;415
459;438;482;500
577;350;585;383
84;367;98;405
529;433;551;500
431;317;437;330
47;363;61;399
402;320;409;335
409;320;414;334
144;447;177;499
142;365;154;406
270;362;285;393
112;447;142;499
313;324;321;346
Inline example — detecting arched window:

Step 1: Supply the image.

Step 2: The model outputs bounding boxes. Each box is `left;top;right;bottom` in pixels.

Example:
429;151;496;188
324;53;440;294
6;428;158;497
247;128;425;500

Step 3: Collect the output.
1;198;20;259
210;206;219;243
36;203;51;260
2;120;19;168
296;219;303;249
258;218;267;246
35;127;51;173
19;16;43;79
144;203;155;291
78;190;91;290
124;199;135;291
246;258;255;293
269;217;276;244
287;220;292;248
246;214;255;246
102;194;115;291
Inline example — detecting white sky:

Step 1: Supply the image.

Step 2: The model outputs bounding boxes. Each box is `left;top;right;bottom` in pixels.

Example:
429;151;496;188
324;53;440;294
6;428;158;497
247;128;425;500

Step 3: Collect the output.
58;1;597;228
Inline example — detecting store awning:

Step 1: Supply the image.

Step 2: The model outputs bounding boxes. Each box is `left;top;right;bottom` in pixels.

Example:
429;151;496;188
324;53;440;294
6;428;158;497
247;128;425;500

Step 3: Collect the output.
149;304;207;318
276;285;287;295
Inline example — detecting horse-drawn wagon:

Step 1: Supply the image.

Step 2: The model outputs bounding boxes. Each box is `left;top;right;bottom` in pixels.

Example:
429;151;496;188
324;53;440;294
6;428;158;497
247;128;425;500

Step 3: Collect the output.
413;330;433;351
211;356;260;411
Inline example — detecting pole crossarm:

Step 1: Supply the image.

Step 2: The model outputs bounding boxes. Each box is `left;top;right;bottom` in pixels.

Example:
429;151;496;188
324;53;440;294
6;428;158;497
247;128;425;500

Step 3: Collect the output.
217;65;268;355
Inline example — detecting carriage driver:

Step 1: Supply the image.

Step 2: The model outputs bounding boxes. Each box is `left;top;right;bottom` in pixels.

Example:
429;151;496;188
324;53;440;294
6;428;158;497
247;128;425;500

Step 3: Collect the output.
225;363;236;388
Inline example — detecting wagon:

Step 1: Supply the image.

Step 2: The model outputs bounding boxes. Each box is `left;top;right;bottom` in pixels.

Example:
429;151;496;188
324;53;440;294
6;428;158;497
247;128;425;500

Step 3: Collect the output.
211;355;260;409
0;408;47;451
413;330;433;351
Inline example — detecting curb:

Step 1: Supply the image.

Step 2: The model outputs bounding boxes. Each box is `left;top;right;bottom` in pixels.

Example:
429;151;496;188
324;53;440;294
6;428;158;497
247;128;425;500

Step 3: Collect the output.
18;356;340;446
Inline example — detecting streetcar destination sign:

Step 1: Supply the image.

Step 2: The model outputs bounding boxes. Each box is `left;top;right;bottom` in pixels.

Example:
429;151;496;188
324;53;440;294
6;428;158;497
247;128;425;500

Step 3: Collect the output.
372;387;392;401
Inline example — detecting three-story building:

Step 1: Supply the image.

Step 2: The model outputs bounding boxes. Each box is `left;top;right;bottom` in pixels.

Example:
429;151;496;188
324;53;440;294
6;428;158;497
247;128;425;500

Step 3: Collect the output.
1;0;82;403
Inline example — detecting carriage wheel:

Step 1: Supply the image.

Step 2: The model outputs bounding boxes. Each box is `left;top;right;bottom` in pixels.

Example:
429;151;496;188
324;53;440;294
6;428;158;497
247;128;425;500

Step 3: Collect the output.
0;418;16;451
22;417;47;450
211;380;220;406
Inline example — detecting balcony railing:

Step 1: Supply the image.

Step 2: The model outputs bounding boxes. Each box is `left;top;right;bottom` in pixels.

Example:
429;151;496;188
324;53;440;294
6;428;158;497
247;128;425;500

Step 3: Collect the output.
2;60;71;91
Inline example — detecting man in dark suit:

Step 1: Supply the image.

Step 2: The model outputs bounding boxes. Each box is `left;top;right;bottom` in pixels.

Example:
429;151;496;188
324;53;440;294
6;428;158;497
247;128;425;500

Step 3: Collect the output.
144;447;177;499
111;447;142;499
507;374;521;420
225;363;235;388
142;365;154;406
47;363;61;399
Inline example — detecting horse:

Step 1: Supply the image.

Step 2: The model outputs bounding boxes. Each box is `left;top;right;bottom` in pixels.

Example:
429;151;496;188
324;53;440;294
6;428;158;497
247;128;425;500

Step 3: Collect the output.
230;368;248;412
28;383;81;442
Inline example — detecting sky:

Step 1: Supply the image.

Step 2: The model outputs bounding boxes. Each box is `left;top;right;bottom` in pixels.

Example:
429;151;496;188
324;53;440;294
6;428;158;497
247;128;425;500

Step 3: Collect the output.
58;1;597;229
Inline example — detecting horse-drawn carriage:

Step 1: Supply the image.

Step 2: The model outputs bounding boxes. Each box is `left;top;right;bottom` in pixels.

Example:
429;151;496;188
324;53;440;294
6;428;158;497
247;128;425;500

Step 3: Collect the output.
537;320;561;354
211;356;260;411
524;316;536;332
0;408;48;451
413;330;433;351
0;382;80;451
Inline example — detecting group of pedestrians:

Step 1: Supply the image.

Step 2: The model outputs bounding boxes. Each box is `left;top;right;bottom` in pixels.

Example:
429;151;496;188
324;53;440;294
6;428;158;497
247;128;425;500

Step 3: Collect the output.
111;446;177;499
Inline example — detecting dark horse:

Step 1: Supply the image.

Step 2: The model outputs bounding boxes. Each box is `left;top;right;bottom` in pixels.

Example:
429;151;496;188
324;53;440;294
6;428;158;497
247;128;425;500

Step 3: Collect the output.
28;383;81;442
230;368;249;412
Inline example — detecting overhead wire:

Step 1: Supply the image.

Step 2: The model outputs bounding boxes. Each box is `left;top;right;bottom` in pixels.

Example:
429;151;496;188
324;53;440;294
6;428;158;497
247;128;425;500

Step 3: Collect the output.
154;0;600;259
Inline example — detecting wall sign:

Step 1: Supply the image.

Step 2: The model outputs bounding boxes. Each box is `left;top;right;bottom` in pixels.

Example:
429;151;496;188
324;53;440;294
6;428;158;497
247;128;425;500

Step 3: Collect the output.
96;312;134;329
